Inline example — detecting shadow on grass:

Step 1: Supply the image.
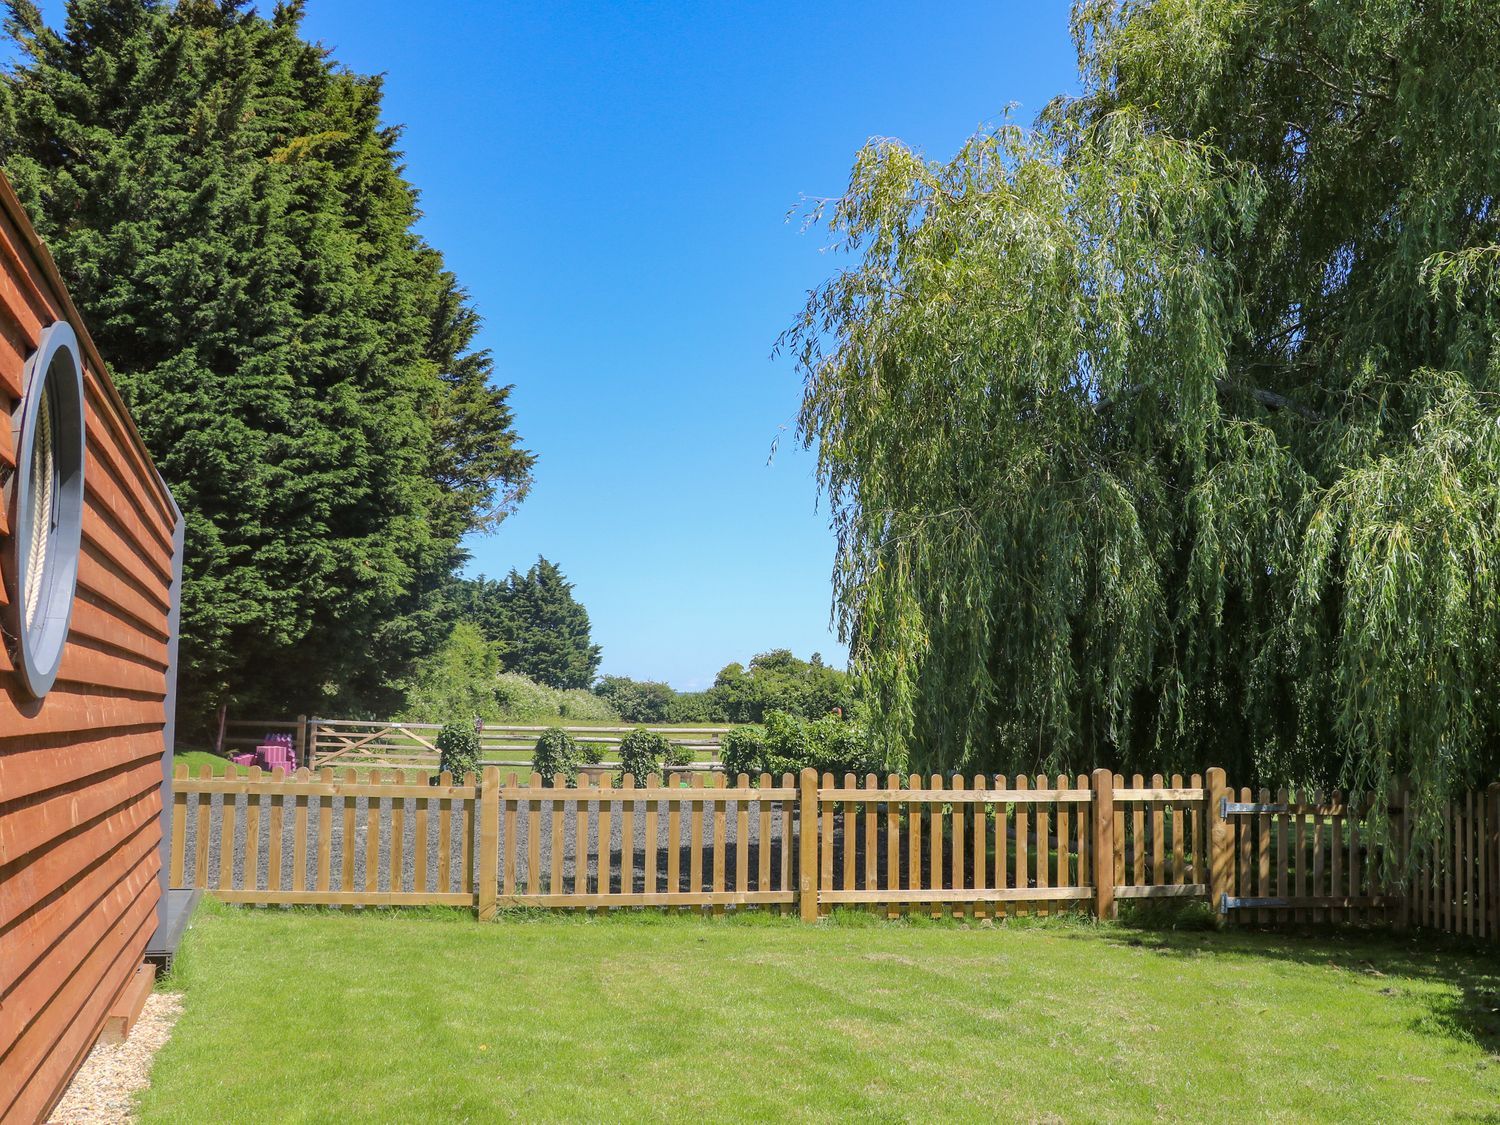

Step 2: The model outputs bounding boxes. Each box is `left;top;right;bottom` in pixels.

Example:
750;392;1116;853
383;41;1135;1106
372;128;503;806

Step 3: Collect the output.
1093;901;1500;1061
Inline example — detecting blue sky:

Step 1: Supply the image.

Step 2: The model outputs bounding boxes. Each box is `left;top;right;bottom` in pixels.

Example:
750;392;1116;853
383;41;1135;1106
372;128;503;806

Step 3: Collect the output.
38;1;1080;690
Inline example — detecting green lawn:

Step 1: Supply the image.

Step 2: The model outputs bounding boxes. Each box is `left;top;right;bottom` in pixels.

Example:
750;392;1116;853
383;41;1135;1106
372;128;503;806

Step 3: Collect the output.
140;904;1500;1123
173;750;234;776
175;750;426;780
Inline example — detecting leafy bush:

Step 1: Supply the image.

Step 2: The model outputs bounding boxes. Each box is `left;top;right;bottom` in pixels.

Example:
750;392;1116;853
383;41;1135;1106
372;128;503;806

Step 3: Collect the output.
593;676;677;723
664;740;696;769
664;690;713;724
494;672;618;723
720;724;766;778
403;623;503;724
708;650;858;724
750;710;879;777
762;710;812;774
617;726;673;780
436;719;482;780
532;727;581;785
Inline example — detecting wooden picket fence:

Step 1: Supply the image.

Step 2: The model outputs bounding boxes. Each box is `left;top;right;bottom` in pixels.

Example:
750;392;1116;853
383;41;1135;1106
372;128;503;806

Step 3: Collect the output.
167;764;1499;939
492;772;802;911
1216;783;1500;938
815;772;1113;916
1410;787;1497;938
170;765;479;907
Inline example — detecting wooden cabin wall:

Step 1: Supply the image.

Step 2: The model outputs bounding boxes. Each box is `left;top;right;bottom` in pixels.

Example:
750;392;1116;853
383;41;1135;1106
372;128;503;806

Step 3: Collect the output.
0;174;180;1124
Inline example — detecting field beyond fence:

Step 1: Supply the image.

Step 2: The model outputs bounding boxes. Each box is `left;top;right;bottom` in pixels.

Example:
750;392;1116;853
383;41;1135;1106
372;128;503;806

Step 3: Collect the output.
170;763;1499;942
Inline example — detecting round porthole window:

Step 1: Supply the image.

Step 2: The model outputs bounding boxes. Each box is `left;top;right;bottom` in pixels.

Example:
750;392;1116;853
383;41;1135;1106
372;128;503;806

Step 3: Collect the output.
11;321;85;699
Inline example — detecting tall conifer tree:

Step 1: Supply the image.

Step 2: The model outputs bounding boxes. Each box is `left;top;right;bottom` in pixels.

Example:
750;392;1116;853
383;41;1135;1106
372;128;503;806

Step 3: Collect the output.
457;558;602;691
0;0;533;724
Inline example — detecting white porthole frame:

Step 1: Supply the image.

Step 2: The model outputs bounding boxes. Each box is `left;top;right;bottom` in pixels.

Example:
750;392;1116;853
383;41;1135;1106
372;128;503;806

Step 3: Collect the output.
11;320;85;699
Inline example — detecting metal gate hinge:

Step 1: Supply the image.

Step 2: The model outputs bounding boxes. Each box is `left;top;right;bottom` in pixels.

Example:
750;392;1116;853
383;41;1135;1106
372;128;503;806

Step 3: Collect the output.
1221;797;1288;817
1220;896;1287;914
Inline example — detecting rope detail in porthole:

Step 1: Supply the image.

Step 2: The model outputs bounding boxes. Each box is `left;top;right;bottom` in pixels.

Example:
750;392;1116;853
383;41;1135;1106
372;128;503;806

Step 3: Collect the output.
24;382;55;631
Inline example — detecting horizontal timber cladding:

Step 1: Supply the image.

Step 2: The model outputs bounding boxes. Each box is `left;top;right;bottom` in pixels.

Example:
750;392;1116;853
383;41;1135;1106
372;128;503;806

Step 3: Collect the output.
0;170;182;1125
170;765;1500;941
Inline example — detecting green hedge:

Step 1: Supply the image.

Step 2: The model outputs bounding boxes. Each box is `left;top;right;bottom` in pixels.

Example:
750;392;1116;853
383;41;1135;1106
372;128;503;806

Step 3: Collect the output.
719;711;876;778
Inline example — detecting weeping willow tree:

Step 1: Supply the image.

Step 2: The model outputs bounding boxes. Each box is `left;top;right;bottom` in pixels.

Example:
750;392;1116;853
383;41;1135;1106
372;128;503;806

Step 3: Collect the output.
786;0;1500;829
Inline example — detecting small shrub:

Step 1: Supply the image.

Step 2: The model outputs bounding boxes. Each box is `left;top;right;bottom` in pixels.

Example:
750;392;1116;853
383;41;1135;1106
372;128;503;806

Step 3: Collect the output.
617;726;672;780
436;719;482;780
762;710;812;774
664;740;696;769
533;727;581;785
720;725;766;777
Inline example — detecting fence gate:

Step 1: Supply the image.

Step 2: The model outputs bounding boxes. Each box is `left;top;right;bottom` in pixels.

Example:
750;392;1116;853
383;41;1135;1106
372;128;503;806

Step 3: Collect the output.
309;720;439;771
1214;790;1400;926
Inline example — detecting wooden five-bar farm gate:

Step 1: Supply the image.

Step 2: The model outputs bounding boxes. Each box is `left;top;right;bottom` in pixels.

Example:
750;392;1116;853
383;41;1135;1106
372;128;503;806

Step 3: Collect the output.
169;764;1500;941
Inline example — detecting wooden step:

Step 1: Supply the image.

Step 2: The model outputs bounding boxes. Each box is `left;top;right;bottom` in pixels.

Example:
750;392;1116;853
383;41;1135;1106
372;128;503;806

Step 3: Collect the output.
100;963;156;1045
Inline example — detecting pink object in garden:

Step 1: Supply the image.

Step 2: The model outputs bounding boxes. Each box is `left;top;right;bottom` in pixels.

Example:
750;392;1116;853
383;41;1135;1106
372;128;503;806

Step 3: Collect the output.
235;732;299;773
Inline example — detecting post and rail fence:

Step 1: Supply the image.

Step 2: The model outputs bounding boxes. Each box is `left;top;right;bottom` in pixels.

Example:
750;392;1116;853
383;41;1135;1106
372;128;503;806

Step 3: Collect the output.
168;762;1500;940
212;715;733;773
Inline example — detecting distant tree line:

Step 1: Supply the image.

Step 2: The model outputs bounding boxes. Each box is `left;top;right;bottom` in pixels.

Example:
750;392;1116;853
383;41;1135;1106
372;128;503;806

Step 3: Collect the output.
593;649;857;725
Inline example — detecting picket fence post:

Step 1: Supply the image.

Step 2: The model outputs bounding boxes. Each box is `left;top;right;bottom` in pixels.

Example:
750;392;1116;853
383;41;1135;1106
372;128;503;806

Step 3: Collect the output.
477;766;500;921
1396;779;1412;933
1089;769;1115;920
798;768;819;922
1488;782;1500;940
1206;766;1231;920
